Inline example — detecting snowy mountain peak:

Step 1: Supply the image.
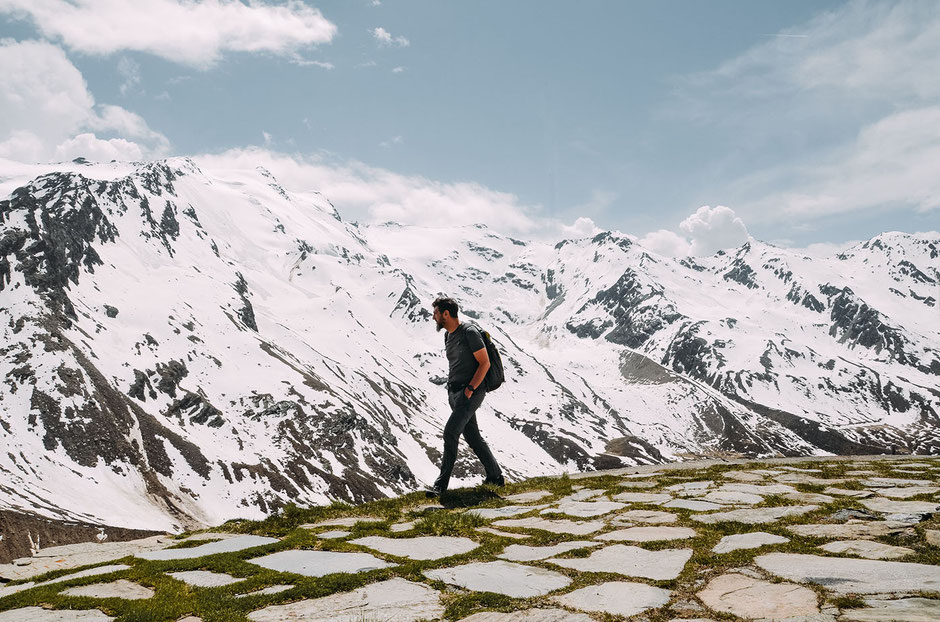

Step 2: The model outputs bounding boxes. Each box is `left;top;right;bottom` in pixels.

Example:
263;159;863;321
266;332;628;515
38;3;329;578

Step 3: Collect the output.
1;159;938;531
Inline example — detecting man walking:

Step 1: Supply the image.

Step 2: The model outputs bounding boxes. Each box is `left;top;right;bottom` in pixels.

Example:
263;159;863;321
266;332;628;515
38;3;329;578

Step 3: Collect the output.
426;296;504;497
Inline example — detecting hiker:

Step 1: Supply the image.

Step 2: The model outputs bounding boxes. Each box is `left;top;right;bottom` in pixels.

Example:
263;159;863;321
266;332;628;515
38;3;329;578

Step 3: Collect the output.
426;296;504;497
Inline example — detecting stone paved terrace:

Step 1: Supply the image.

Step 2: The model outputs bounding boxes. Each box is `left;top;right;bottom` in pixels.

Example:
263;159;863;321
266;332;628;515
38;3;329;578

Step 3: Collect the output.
1;455;939;621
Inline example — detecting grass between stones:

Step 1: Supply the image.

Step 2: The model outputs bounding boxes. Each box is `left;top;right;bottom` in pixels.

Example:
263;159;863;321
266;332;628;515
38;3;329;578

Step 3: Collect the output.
1;456;938;621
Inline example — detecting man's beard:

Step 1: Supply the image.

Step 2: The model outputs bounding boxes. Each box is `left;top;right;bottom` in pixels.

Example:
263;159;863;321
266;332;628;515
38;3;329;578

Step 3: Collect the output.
435;319;444;332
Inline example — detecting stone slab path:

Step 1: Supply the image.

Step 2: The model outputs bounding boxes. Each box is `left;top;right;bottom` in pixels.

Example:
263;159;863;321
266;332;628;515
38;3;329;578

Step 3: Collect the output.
2;455;939;621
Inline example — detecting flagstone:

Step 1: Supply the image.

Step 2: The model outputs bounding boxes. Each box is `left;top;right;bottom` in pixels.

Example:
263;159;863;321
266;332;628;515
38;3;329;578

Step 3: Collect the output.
861;478;934;487
491;517;605;535
611;509;677;524
724;471;765;482
467;505;545;519
712;532;789;553
623;472;664;478
846;470;878;476
691;505;818;524
784;492;836;504
390;521;416;532
754;553;940;594
138;535;278;561
665;481;713;492
304;516;386;527
860;498;940;515
248;549;396;577
698;490;763;505
0;608;113;621
560;489;607;502
476;527;529;539
498;540;600;562
611;492;672;503
787;520;912;539
663;498;724;512
59;579;154;600
0;564;131;599
876;486;940;498
0;536;170;582
350;535;479;560
824;487;873;498
596;526;696;542
720;482;798;495
317;530;349;539
552;581;671;617
168;571;245;588
548;544;692;580
818;539;914;560
424;561;571;598
778;466;824;473
460;609;594;622
247;578;443;622
775;474;846;485
841;598;940;622
926;529;940;546
236;585;294;598
541;500;626;517
503;491;553;503
697;573;820;619
617;480;658;488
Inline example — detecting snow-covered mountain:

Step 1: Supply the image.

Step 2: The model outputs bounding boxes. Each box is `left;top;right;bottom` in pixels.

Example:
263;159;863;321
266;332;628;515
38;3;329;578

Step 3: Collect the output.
1;158;937;532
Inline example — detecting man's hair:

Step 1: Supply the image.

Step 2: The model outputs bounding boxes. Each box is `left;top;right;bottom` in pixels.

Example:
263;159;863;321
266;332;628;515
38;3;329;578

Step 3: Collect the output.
432;296;459;318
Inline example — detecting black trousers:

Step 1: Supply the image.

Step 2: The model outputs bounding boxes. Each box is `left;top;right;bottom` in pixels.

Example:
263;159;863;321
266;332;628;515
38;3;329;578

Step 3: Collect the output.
433;387;502;492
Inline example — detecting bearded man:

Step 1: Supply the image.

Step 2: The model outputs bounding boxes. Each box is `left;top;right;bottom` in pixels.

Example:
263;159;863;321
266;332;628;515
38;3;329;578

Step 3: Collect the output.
426;296;504;497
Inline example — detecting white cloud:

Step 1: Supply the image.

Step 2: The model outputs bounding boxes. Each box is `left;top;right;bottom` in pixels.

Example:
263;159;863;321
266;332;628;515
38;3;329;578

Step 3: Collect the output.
640;205;749;257
379;135;402;148
680;205;750;255
291;58;334;70
54;133;144;161
392;66;405;73
748;106;940;218
561;217;602;238
677;1;940;224
639;229;692;257
0;39;169;162
117;57;141;96
0;0;337;69
372;27;409;47
195;147;547;235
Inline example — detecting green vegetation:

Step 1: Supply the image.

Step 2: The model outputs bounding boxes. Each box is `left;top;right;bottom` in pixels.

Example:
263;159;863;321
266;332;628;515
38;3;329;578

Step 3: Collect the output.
1;455;938;621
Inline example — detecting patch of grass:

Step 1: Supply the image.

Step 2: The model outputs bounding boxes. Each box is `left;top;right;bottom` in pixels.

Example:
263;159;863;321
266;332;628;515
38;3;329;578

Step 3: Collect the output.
831;594;867;609
415;511;486;536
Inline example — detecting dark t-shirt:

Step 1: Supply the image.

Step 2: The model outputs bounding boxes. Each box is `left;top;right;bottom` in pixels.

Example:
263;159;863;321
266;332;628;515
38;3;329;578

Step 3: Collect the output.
445;323;485;386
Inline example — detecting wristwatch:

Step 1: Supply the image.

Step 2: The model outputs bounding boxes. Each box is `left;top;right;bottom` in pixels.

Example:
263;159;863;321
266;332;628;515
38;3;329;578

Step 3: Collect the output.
465;384;475;393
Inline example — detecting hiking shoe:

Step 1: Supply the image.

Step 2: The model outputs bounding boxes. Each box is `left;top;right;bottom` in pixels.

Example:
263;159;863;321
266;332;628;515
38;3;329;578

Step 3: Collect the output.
483;474;505;487
423;484;444;498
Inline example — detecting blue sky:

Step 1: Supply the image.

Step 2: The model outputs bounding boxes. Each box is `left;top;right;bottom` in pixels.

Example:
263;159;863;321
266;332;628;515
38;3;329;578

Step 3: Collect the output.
1;1;937;255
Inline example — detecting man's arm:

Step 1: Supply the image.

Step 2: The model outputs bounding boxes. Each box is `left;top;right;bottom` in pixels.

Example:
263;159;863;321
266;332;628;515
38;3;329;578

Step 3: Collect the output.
464;347;490;398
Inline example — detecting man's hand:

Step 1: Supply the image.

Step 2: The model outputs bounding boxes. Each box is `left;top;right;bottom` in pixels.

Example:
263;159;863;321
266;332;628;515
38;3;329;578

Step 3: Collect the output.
463;385;474;399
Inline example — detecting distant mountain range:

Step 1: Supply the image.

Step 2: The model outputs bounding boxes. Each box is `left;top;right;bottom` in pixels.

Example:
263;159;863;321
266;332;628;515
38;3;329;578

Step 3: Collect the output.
1;158;937;532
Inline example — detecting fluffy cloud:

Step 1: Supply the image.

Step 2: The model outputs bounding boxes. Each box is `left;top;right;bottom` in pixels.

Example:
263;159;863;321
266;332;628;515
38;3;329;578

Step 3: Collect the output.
640;205;750;257
196;147;542;235
0;0;337;69
54;133;144;161
372;27;409;47
0;40;169;162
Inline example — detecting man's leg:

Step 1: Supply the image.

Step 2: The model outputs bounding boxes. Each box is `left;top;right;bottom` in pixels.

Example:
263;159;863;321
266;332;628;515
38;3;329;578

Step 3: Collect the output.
461;410;502;483
433;389;485;492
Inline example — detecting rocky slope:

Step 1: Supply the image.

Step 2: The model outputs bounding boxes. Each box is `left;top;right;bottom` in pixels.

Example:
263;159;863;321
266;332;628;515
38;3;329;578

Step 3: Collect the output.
0;157;937;532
